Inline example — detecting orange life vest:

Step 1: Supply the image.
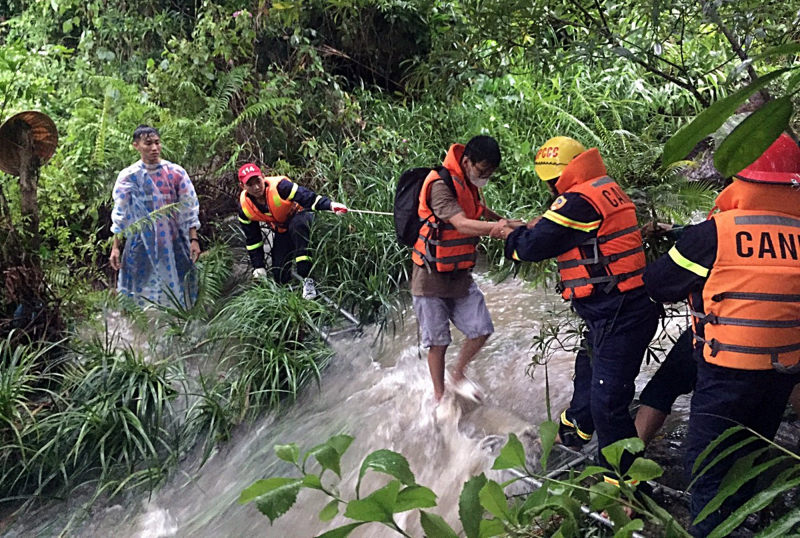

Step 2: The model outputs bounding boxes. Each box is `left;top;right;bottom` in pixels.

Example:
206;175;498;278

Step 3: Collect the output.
691;210;800;372
411;170;484;272
239;176;300;233
556;176;646;300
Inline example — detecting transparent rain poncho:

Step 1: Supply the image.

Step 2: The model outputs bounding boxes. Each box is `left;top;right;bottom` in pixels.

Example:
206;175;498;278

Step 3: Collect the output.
111;160;201;308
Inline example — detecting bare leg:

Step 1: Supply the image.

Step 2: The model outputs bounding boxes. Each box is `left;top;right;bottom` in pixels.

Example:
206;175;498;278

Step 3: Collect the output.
427;345;448;402
635;405;668;447
452;334;490;382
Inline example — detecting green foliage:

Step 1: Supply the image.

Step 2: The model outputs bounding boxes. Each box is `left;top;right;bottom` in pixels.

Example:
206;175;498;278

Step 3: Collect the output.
242;430;701;537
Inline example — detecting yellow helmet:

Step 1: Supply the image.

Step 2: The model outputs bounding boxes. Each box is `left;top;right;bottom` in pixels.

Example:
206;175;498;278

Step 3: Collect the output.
534;137;586;181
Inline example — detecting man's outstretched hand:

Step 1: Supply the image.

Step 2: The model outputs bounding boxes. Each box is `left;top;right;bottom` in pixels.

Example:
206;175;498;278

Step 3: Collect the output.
331;202;349;214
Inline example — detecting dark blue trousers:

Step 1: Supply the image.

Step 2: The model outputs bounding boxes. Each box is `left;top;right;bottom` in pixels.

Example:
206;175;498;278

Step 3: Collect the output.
685;361;800;537
566;289;660;473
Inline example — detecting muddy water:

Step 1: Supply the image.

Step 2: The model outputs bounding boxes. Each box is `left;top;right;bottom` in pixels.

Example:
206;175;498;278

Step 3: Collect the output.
4;276;682;538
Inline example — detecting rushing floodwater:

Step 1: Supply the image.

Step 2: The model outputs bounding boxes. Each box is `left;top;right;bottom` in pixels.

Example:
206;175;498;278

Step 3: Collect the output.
4;276;685;538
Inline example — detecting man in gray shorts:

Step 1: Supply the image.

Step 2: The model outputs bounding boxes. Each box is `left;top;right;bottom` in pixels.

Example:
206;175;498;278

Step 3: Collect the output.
411;135;523;405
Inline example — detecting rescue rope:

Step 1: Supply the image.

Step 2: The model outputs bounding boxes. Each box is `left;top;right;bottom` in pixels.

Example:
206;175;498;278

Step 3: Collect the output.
346;209;394;216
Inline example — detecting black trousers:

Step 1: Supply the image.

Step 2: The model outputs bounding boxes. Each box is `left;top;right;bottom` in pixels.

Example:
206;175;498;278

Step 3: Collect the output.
271;211;313;284
638;327;696;414
685;361;800;537
565;289;660;474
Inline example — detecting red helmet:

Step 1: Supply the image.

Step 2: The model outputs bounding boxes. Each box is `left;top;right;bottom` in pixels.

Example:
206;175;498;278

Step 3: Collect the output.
734;133;800;186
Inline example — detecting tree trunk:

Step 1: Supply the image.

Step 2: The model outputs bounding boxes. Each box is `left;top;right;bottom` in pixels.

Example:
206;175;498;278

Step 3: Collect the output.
17;120;41;260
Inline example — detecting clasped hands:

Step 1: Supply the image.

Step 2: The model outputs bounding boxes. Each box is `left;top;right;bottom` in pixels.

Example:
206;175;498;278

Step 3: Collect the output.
489;217;541;240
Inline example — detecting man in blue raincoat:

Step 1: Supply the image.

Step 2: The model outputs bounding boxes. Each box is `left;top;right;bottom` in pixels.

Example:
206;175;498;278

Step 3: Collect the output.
109;125;202;308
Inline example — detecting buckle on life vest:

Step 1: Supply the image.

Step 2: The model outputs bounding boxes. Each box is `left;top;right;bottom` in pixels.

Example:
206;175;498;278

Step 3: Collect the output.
772;355;800;374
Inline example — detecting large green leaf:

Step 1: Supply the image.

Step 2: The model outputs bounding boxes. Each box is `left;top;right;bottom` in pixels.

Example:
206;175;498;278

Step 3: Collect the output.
344;479;400;522
752;43;800;62
641;496;693;538
478;518;506;538
239;477;302;504
459;473;487;538
539;421;558;471
601;437;644;469
479;480;515;525
252;478;304;523
275;443;299;465
589;481;619;511
692;426;747;475
626;457;663;483
394;485;437;512
754;500;800;538
328;434;355;455
491;433;526;470
707;469;800;538
306;444;343;478
419;511;459;538
714;96;794;177
304;474;324;491
661;69;789;167
614;518;645;538
319;500;339;522
698;458;792;527
315;523;366;538
356;449;416;498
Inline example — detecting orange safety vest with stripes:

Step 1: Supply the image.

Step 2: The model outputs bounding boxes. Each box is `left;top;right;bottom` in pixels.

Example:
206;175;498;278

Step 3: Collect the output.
689;210;800;372
551;176;646;300
411;170;484;272
239;176;301;233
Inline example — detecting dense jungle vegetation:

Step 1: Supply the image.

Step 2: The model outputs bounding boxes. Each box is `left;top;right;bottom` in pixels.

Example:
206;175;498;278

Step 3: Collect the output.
1;0;799;534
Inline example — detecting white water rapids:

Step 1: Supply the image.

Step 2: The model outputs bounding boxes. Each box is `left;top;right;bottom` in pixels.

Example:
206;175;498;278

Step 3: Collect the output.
3;276;686;538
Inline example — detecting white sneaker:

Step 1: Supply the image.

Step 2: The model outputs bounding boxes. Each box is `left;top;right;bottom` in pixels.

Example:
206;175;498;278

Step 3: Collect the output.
302;278;318;300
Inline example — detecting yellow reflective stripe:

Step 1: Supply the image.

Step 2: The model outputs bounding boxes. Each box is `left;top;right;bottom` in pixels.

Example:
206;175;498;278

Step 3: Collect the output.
272;193;282;207
512;250;521;261
560;409;575;428
295;255;311;263
239;216;251;225
668;246;709;278
246;241;264;251
287;183;298;201
543;210;601;232
311;195;322;211
561;409;591;440
242;205;256;220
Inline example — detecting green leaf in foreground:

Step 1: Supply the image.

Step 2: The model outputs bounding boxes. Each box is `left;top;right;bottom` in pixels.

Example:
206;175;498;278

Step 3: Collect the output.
601;437;644;469
714;96;793;177
345;479;400;522
479;480;515;524
239;477;301;504
459;473;487;538
394;485;437;512
356;449;416;498
319;500;339;522
251;478;304;523
316;522;366;538
275;443;300;465
661;69;789;167
420;510;459;538
539;420;558;470
626;457;663;483
491;433;526;470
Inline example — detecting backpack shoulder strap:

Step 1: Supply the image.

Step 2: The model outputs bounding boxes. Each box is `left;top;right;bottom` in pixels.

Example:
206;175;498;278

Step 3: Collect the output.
434;166;457;197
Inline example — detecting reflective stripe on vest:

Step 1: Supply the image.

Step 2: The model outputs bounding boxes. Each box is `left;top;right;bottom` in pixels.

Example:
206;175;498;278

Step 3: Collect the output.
411;171;483;272
239;177;301;232
695;211;800;372
554;177;646;300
